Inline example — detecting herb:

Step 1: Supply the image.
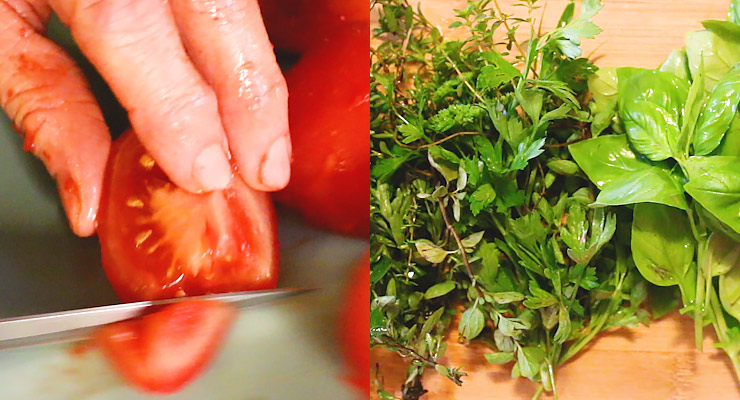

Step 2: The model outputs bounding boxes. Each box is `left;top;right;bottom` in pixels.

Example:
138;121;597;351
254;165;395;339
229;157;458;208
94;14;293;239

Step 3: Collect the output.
570;0;740;382
370;1;648;398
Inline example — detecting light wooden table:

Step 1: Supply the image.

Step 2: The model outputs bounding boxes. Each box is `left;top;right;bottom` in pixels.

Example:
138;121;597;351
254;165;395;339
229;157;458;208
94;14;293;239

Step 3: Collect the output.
371;1;737;399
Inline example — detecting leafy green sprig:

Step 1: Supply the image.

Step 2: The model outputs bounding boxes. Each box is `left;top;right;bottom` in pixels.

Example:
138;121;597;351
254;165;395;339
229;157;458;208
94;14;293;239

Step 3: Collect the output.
371;1;649;398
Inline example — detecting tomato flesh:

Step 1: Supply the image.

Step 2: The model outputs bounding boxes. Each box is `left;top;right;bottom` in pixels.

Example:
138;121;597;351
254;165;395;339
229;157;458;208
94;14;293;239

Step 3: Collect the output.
95;300;236;394
98;130;279;302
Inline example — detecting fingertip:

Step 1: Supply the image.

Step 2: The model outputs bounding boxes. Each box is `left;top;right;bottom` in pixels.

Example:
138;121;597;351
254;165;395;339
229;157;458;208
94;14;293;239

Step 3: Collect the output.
192;144;233;192
258;135;291;191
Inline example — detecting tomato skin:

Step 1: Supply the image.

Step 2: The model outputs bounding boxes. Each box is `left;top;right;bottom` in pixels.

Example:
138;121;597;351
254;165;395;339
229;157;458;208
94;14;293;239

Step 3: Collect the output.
98;130;279;302
259;0;368;52
274;23;370;238
340;252;370;395
95;300;236;394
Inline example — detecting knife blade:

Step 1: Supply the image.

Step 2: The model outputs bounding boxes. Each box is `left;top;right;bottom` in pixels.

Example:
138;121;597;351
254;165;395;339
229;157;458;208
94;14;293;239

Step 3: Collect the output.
0;288;313;350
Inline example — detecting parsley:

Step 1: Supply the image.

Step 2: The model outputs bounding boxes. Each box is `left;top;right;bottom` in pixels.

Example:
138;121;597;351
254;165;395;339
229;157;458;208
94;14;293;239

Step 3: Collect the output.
370;1;649;398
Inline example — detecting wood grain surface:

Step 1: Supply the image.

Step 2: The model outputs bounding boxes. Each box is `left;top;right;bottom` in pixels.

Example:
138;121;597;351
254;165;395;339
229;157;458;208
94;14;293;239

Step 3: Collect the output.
371;1;738;399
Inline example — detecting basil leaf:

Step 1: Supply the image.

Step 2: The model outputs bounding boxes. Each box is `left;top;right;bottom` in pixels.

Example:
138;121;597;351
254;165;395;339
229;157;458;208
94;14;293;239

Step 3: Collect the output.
659;49;690;81
715;113;740;156
702;20;740;44
621;99;680;161
684;156;740;234
593;167;688;210
693;64;740;155
569;135;658;188
685;30;740;91
731;0;740;25
631;203;695;287
702;232;740;277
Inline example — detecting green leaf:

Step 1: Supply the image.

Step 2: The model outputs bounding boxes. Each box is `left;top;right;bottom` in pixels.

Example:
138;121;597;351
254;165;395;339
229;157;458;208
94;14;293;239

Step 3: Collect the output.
659;50;690;81
588;67;619;110
420;307;445;337
477;52;520;90
485;352;515;364
702;20;740;44
510;137;546;171
524;285;558;309
478;242;500;290
685;156;740;234
685;30;740;91
569;135;650;187
720;264;740;321
702;232;740;277
553;306;572;344
693;64;740;155
428;146;459;182
621;100;680;161
415;240;451;264
715;113;740;156
593;167;688;210
648;285;682;319
631;203;695;286
459;305;485;340
491;292;526;304
469;183;496;215
517;346;546;380
680;55;706;156
461;231;485;248
547;159;580;175
424;281;456;299
617;69;688;161
371;257;392;284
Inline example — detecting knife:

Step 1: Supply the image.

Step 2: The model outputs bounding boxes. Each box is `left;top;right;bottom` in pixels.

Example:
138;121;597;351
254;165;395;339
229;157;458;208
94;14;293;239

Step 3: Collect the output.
0;288;313;350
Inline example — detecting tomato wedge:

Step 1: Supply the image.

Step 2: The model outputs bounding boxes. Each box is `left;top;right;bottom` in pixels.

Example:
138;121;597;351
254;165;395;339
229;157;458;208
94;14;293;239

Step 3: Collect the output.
95;300;236;393
340;252;370;395
98;130;279;302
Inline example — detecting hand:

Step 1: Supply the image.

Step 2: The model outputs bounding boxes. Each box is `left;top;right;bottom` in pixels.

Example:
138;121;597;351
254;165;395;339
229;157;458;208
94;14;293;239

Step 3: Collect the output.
0;0;291;237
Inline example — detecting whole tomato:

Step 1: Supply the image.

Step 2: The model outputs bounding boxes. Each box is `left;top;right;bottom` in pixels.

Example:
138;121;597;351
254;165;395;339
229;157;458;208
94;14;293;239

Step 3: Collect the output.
274;23;369;237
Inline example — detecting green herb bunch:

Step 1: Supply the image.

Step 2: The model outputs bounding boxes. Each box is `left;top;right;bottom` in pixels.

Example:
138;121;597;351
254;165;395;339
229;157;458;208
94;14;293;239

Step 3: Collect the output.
570;0;740;383
370;1;650;398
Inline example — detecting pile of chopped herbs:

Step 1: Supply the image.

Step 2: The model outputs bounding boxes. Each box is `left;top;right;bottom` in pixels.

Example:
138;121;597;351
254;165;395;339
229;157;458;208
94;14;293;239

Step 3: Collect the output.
371;0;740;398
370;1;651;398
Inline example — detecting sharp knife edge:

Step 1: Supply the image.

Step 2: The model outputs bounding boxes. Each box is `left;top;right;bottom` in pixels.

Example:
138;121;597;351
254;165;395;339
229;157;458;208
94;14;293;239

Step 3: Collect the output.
0;288;313;350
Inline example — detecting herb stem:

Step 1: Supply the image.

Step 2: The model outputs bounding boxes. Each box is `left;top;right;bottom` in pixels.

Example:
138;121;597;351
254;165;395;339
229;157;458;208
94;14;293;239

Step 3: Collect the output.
438;198;476;285
491;0;526;64
531;384;545;400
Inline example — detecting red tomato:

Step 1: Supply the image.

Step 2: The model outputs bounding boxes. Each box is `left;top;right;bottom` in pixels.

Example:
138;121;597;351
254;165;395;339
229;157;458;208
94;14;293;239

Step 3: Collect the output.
98;130;279;302
95;300;236;394
259;0;368;52
274;23;370;237
339;252;370;395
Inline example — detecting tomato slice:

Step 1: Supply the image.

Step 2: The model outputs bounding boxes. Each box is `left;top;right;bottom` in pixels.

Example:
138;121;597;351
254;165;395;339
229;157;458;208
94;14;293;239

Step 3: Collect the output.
274;23;370;237
98;130;279;302
95;300;236;394
340;252;370;395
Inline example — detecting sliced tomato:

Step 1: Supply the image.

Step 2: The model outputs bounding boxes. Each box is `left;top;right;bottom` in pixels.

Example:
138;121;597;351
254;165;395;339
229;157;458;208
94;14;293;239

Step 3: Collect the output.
274;23;370;237
95;300;236;394
98;130;279;302
340;252;370;395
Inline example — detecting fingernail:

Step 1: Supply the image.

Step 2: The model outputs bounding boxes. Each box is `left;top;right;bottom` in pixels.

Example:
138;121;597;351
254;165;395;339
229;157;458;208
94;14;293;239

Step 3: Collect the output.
259;136;291;190
193;144;232;191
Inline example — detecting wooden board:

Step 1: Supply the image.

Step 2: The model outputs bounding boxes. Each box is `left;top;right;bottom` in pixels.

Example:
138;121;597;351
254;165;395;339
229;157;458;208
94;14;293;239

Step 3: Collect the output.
370;1;738;399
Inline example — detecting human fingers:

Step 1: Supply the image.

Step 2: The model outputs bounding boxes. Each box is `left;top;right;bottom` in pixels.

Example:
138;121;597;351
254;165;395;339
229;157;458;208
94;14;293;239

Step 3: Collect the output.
170;0;290;191
49;0;232;193
0;1;110;236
